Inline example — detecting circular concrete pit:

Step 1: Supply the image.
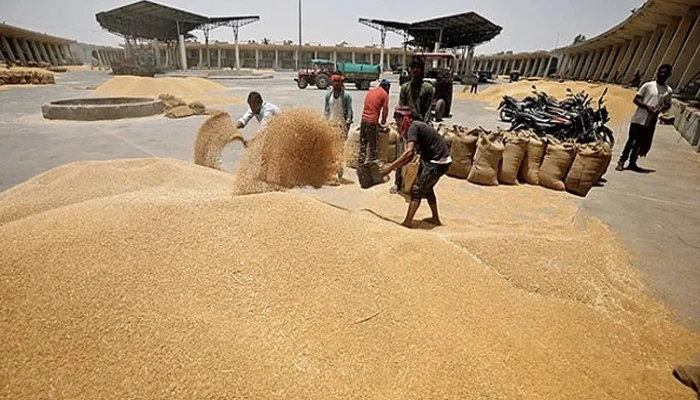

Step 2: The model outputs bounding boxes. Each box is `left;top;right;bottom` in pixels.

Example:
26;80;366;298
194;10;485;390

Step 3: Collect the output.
42;97;164;121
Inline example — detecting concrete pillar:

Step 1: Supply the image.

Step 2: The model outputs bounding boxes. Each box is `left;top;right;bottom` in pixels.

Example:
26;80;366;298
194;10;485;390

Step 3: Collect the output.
660;9;699;74
198;48;203;67
600;45;620;81
351;52;355;63
178;34;187;70
38;42;51;64
670;11;700;88
556;54;568;77
274;49;279;69
613;40;635;82
1;36;16;63
154;45;161;66
592;47;610;80
632;26;664;82
217;49;221;68
573;53;587;79
678;43;700;89
61;45;74;64
51;44;65;65
11;38;27;64
644;20;680;82
333;50;337;63
20;39;35;63
255;49;259;69
369;52;373;64
29;41;43;63
580;51;596;80
625;34;652;83
55;44;68;64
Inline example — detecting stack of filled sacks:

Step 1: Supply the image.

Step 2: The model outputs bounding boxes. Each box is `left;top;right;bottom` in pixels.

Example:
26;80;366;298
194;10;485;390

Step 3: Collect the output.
0;67;55;85
434;124;612;196
160;94;209;119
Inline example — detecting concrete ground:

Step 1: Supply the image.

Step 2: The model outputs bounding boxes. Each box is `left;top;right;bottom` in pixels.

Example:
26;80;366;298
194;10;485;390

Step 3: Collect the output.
1;70;698;330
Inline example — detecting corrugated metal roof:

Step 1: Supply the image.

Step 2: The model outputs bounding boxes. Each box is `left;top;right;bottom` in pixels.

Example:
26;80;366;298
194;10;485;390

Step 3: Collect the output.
95;1;259;41
359;12;502;48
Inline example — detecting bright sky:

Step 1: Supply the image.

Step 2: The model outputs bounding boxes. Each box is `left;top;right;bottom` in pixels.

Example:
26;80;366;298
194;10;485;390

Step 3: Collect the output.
0;0;644;54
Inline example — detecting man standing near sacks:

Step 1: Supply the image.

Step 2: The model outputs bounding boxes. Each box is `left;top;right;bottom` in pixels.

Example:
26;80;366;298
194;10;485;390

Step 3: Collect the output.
380;106;451;228
324;73;354;140
358;79;391;165
616;64;673;172
391;57;435;194
236;91;280;130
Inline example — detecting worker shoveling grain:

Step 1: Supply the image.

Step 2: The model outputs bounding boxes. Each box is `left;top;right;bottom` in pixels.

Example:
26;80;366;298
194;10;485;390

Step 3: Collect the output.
234;107;344;195
194;111;247;169
0;157;698;400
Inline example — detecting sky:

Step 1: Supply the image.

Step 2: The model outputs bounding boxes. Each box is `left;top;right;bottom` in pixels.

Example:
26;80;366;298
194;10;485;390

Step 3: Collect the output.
0;0;645;55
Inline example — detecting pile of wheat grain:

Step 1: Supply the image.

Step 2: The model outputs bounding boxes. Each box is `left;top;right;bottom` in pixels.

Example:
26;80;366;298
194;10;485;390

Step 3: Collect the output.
193;112;247;169
0;157;698;399
234;107;343;195
93;76;243;106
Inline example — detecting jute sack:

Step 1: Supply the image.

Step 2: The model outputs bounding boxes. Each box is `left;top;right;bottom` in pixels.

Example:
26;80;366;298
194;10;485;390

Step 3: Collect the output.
539;137;576;191
498;132;528;185
401;155;421;195
467;131;504;186
165;105;196;119
518;133;547;185
447;128;479;179
565;142;612;196
378;127;399;163
344;126;361;169
595;142;613;182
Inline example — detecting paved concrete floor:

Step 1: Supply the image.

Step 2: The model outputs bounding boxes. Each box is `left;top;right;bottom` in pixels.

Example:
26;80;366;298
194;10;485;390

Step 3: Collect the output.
1;70;698;329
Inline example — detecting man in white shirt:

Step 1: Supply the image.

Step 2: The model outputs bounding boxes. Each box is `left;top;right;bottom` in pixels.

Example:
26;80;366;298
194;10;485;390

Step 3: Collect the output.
616;64;673;172
236;91;280;130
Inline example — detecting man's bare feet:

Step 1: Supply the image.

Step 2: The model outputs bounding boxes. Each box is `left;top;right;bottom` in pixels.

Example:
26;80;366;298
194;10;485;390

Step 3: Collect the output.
423;217;442;226
400;220;413;228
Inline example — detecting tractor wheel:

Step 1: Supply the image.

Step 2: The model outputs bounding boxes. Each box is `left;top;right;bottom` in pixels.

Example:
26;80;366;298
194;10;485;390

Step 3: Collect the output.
297;79;308;89
359;81;370;90
315;74;330;90
434;99;446;122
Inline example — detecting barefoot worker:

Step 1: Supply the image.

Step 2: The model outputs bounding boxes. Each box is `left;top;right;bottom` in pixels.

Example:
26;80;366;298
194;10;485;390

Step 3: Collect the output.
380;106;451;228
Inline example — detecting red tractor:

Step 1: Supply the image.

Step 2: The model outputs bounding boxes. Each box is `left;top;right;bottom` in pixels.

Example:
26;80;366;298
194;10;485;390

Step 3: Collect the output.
295;59;336;90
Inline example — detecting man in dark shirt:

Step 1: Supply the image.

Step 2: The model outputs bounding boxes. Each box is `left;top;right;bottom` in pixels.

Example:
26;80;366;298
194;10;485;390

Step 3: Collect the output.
380;106;452;228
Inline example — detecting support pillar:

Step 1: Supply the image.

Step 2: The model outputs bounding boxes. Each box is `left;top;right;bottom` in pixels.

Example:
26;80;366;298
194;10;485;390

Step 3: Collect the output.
613;40;634;83
570;54;583;78
154;45;161;66
660;9;699;75
333;50;337;63
178;35;187;70
678;43;700;89
592;47;611;80
29;41;43;63
670;11;700;88
369;52;373;64
644;20;680;81
379;27;386;72
275;49;279;70
583;49;602;80
255;49;259;69
632;26;665;82
11;38;27;64
38;42;51;64
1;36;17;64
217;49;222;69
544;56;554;78
62;45;74;64
21;39;35;63
198;48;203;67
51;44;65;65
556;54;568;77
352;52;355;63
625;33;652;83
598;45;620;82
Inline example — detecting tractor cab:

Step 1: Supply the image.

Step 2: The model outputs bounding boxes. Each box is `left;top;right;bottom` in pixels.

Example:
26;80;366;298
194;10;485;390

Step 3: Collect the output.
399;53;457;122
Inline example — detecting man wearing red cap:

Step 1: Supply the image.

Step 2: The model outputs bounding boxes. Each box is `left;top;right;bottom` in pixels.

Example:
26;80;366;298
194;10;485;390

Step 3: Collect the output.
324;73;354;139
380;106;451;228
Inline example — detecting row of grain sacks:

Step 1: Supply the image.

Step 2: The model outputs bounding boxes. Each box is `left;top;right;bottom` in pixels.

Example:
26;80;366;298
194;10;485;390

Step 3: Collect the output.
435;124;612;196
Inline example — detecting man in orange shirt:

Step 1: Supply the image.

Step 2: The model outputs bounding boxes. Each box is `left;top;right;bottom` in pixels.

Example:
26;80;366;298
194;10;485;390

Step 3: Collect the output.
358;79;391;165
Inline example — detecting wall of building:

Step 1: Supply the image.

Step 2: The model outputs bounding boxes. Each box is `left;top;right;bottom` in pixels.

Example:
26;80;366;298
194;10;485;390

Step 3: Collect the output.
70;42;126;67
149;42;413;71
472;52;556;78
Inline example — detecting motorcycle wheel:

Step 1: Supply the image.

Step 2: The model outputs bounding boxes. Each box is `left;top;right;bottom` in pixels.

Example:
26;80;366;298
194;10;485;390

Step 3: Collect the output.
500;108;515;122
